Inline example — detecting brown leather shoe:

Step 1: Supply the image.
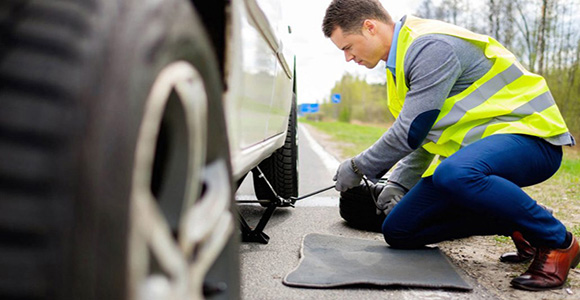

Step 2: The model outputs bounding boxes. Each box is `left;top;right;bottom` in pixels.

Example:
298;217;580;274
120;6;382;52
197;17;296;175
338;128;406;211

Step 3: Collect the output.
511;235;580;291
500;231;535;263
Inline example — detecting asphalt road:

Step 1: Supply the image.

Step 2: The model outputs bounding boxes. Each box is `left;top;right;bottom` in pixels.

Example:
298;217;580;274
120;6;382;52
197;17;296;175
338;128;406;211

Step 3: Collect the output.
235;125;498;300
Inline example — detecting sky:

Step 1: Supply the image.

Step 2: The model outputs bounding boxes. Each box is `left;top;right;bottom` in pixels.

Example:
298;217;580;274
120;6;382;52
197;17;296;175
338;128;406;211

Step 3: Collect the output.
283;0;422;104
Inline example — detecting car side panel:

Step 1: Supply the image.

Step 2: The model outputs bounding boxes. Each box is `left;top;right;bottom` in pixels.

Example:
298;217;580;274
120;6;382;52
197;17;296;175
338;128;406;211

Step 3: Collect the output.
225;0;294;180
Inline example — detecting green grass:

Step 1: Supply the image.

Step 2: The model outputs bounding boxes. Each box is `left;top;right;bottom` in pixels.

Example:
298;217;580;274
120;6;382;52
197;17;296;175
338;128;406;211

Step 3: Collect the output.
572;225;580;237
493;235;511;244
300;119;387;157
560;155;580;174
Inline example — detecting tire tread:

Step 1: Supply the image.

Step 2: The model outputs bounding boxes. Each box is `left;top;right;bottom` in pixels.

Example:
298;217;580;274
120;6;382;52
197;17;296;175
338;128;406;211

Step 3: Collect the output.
339;183;386;232
0;1;94;299
253;95;298;202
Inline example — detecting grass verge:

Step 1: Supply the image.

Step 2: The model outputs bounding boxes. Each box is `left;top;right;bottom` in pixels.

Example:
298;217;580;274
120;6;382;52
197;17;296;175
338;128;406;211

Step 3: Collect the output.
300;119;387;157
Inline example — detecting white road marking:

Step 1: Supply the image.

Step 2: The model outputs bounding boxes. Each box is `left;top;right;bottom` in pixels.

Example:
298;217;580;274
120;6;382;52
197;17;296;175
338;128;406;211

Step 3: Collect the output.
299;124;340;171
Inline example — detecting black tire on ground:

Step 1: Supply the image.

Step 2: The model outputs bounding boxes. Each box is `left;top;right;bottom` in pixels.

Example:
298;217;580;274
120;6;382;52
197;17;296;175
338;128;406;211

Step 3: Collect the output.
339;183;387;233
253;93;299;206
0;0;238;299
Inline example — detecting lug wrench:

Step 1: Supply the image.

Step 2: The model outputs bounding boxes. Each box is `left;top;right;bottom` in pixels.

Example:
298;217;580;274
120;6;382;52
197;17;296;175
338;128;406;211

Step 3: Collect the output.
256;166;335;206
290;185;335;202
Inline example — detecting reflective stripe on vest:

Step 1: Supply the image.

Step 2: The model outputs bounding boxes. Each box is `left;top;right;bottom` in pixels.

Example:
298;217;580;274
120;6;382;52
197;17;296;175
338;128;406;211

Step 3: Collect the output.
387;16;569;177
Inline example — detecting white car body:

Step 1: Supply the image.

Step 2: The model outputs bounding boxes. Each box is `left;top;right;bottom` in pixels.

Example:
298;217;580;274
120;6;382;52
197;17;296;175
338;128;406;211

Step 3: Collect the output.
224;0;295;181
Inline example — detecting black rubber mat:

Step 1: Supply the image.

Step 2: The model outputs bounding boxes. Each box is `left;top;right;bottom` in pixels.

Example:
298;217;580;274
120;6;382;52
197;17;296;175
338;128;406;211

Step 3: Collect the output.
283;233;472;291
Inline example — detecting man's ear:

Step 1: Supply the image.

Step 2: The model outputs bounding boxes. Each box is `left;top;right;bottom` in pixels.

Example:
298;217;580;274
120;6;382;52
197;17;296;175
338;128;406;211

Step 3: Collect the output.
363;19;377;35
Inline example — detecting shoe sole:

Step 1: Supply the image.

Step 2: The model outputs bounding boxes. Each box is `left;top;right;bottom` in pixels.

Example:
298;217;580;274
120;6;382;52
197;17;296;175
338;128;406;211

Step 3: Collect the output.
510;280;565;291
499;256;533;264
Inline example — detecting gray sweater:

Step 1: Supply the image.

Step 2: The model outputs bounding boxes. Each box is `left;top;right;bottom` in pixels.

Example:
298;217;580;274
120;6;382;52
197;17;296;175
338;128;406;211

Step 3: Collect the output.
354;33;574;190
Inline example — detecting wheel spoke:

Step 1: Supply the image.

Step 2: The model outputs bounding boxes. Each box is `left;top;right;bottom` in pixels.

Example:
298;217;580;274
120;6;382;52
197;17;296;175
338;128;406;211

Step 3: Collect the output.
190;214;234;285
131;61;233;300
135;191;188;280
175;75;207;210
181;161;234;283
181;184;229;253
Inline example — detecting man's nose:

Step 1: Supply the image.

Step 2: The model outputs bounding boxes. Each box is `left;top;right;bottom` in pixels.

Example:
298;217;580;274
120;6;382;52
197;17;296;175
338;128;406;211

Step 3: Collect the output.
344;51;354;62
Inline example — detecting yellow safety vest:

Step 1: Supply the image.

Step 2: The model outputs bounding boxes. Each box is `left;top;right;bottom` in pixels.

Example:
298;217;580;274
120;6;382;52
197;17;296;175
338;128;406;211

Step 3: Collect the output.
387;16;569;176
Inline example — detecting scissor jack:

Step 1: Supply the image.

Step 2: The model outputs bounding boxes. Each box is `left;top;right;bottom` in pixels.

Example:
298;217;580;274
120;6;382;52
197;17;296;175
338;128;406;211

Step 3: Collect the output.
236;166;334;244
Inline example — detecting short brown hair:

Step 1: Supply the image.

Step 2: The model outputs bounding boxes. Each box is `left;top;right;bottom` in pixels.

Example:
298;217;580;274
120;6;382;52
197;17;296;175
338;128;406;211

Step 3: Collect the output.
322;0;393;38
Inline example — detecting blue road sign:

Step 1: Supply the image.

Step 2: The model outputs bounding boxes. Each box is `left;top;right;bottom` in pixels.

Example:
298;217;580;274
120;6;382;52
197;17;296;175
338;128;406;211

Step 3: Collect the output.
300;103;320;114
331;93;341;104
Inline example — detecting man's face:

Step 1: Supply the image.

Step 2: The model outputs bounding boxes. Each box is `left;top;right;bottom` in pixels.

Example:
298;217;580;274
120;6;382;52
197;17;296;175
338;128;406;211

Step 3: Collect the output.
330;22;387;69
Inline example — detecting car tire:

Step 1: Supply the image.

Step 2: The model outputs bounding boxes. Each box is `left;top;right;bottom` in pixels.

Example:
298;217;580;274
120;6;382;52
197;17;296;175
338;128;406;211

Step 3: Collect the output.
252;93;299;206
339;183;386;233
0;1;238;299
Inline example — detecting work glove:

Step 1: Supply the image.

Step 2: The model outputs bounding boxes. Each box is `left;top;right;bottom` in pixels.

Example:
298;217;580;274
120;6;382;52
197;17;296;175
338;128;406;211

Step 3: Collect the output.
375;182;407;216
333;158;363;192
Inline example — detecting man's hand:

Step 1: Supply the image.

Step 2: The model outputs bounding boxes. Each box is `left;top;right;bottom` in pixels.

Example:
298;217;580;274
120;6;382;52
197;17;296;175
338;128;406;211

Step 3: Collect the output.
376;182;406;216
333;159;363;192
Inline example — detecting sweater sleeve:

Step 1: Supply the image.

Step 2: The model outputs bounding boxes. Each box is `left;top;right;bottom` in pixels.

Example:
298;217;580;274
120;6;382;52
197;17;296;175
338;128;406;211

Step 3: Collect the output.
387;147;435;190
354;36;463;182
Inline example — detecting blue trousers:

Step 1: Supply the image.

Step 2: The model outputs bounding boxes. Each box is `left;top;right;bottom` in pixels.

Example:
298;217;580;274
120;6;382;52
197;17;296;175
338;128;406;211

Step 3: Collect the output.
382;134;567;249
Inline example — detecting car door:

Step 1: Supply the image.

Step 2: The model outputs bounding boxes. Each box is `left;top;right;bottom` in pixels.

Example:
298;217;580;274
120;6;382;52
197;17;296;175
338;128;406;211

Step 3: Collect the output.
225;0;295;179
226;0;278;150
253;0;294;139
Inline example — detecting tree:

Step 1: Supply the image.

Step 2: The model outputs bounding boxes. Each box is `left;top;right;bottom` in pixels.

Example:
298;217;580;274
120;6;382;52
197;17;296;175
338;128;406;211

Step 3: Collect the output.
416;0;434;19
536;0;552;75
488;0;501;39
512;0;540;72
325;73;392;124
